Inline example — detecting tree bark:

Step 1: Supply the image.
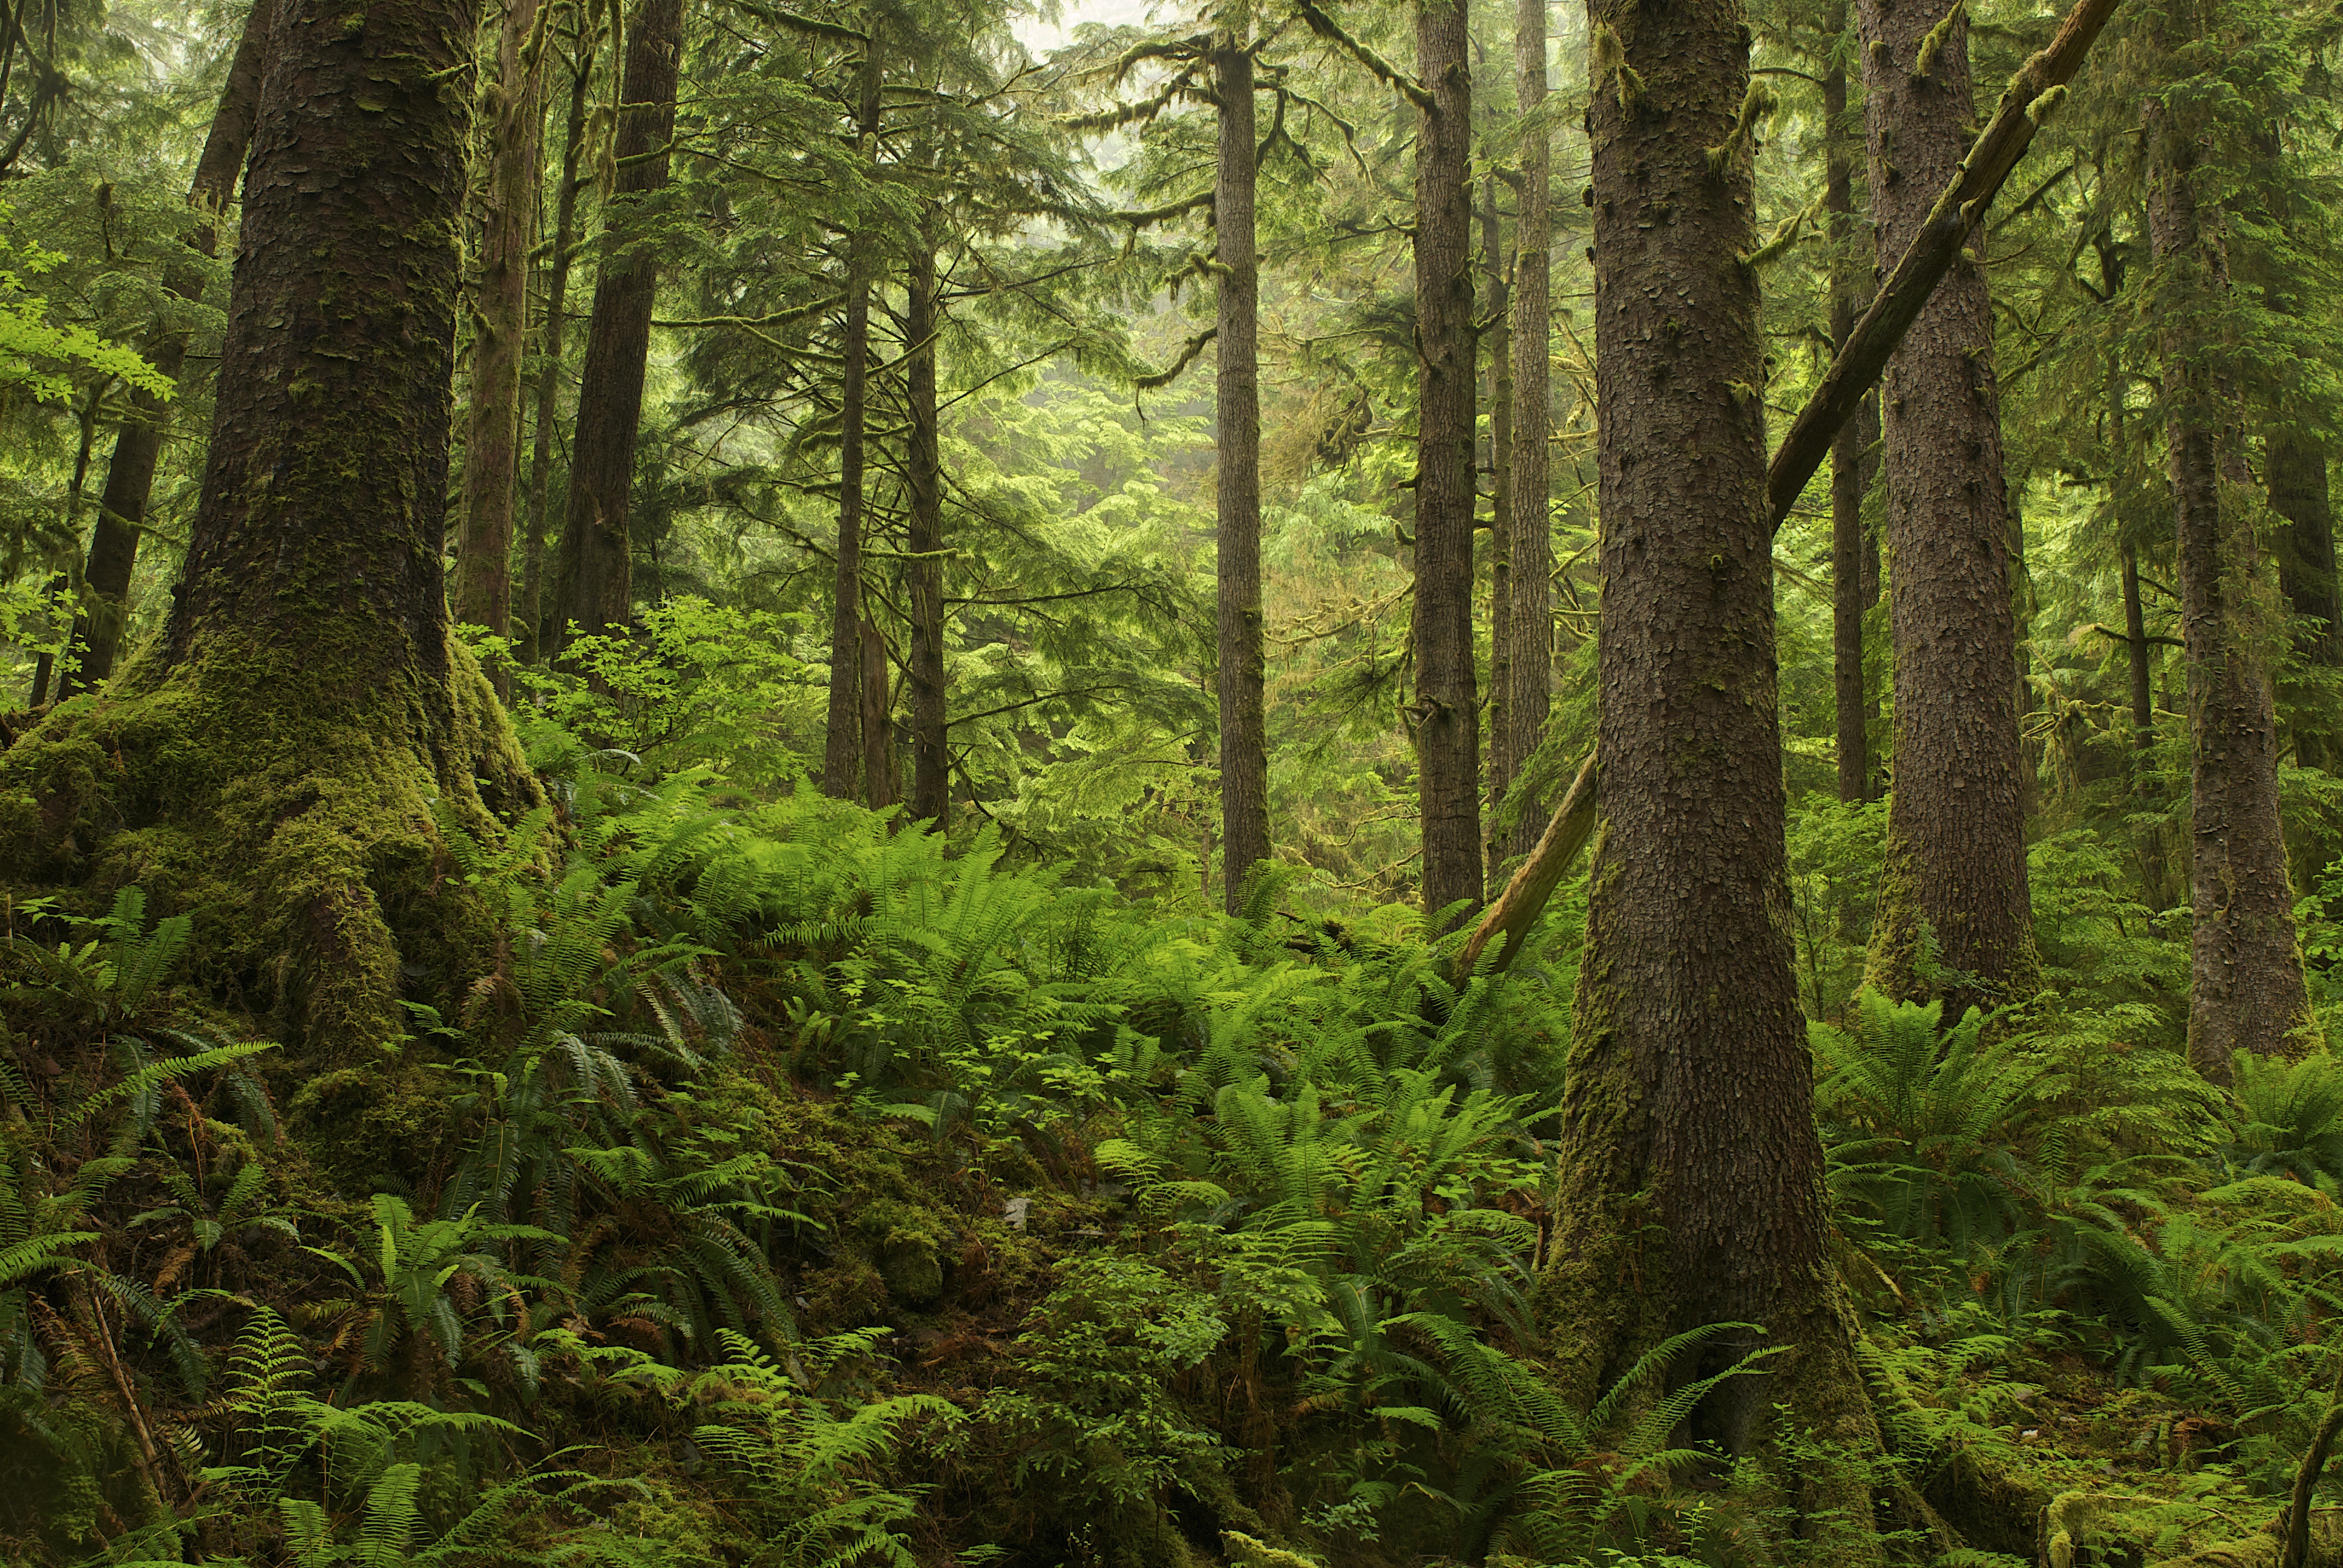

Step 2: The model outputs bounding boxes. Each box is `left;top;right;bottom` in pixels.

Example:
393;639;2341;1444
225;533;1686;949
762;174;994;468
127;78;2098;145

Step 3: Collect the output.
2146;69;2315;1079
1825;15;1875;806
1481;162;1513;887
821;29;883;799
1412;0;1480;926
2124;544;2156;763
1501;0;1552;862
2272;435;2340;768
520;30;591;656
1544;0;1889;1494
906;231;948;827
1858;0;2039;1013
1215;17;1270;909
2;0;540;1061
59;0;272;697
860;616;895;809
450;0;545;659
551;0;684;652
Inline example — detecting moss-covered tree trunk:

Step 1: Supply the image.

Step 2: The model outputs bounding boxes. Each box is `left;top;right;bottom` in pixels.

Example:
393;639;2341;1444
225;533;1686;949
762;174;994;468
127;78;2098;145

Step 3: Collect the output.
1857;0;2039;1014
551;0;683;652
1542;0;1893;1534
2146;64;2315;1080
58;0;271;697
520;32;591;655
1500;0;1552;864
907;230;948;827
450;0;545;655
1824;12;1878;807
1412;0;1480;927
1215;10;1270;909
822;27;884;800
2;0;537;1058
1481;159;1513;889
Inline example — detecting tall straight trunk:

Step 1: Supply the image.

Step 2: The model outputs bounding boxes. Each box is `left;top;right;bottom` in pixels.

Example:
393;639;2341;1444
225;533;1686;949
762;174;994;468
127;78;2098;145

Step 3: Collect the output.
1546;0;1887;1485
1501;0;1551;863
0;0;541;1059
2272;435;2341;768
2123;544;2155;762
1412;0;1480;926
907;233;948;826
59;0;271;696
1825;13;1872;806
1481;162;1513;887
1859;0;2039;1012
860;616;895;808
521;33;591;655
450;0;545;654
2146;71;2314;1079
1214;17;1269;908
821;30;883;799
552;0;683;651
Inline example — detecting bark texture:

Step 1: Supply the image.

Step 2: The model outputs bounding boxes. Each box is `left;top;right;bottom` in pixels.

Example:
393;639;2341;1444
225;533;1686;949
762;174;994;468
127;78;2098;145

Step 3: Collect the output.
552;0;683;650
1542;0;1888;1512
1824;21;1877;805
450;0;545;647
907;235;948;826
2146;80;2315;1079
61;0;271;696
1216;21;1270;909
522;36;591;653
1412;0;1481;926
1501;0;1552;861
3;0;538;1064
1859;0;2039;1011
1482;166;1513;886
822;30;884;799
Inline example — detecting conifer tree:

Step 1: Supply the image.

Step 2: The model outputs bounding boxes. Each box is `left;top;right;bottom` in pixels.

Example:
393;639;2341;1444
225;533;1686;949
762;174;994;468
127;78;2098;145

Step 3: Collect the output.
1214;0;1270;909
1498;0;1553;862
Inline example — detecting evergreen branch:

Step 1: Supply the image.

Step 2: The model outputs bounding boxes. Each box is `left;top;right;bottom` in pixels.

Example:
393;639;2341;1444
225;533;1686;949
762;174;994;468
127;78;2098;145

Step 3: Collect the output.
1135;325;1217;390
724;0;868;43
1291;0;1432;111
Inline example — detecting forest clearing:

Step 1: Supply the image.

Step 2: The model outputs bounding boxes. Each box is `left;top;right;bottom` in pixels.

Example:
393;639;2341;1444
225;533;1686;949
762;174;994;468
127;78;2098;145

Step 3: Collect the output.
1;0;2341;1558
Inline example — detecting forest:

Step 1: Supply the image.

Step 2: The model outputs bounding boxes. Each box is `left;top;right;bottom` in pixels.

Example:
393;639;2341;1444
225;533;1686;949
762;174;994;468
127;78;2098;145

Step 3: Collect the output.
0;0;2340;1555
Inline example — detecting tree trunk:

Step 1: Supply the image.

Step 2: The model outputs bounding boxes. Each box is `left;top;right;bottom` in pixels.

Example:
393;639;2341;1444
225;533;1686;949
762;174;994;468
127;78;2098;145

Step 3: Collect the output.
2272;435;2341;769
59;0;272;697
2124;544;2156;763
551;0;684;652
1858;0;2039;1013
2146;73;2315;1079
907;232;948;827
3;0;540;1061
1481;164;1512;887
860;616;896;809
1543;0;1892;1504
1501;0;1552;863
450;0;545;661
1826;16;1873;806
1214;18;1270;909
520;31;591;657
1412;0;1480;927
822;30;883;799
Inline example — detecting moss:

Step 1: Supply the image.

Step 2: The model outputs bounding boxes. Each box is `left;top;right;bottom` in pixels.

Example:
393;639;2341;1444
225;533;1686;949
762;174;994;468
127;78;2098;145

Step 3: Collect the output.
0;628;539;1064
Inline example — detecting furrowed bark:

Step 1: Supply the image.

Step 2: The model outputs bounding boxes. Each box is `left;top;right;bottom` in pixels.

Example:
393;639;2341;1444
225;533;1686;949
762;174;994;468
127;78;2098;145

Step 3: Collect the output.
1858;0;2039;1012
1216;13;1270;909
907;232;948;827
2146;57;2315;1079
1766;0;2128;532
552;0;684;652
1412;0;1481;927
61;0;272;696
1502;0;1553;862
822;28;884;799
450;0;546;664
520;30;591;656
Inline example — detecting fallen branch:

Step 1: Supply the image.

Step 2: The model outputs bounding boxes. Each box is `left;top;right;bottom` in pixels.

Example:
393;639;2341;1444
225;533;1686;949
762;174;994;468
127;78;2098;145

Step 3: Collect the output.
1765;0;2125;532
1455;751;1598;982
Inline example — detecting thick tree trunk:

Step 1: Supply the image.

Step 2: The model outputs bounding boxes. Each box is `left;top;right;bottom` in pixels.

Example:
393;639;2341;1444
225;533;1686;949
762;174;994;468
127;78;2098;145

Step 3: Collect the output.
2146;79;2315;1079
821;31;883;799
450;0;545;659
1215;19;1270;909
1825;22;1875;806
521;34;591;656
1858;0;2039;1013
1482;166;1513;887
1543;0;1889;1501
3;0;539;1062
907;234;948;827
551;0;683;652
860;617;895;809
1501;0;1552;863
59;0;271;697
1412;0;1480;926
2272;436;2341;768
